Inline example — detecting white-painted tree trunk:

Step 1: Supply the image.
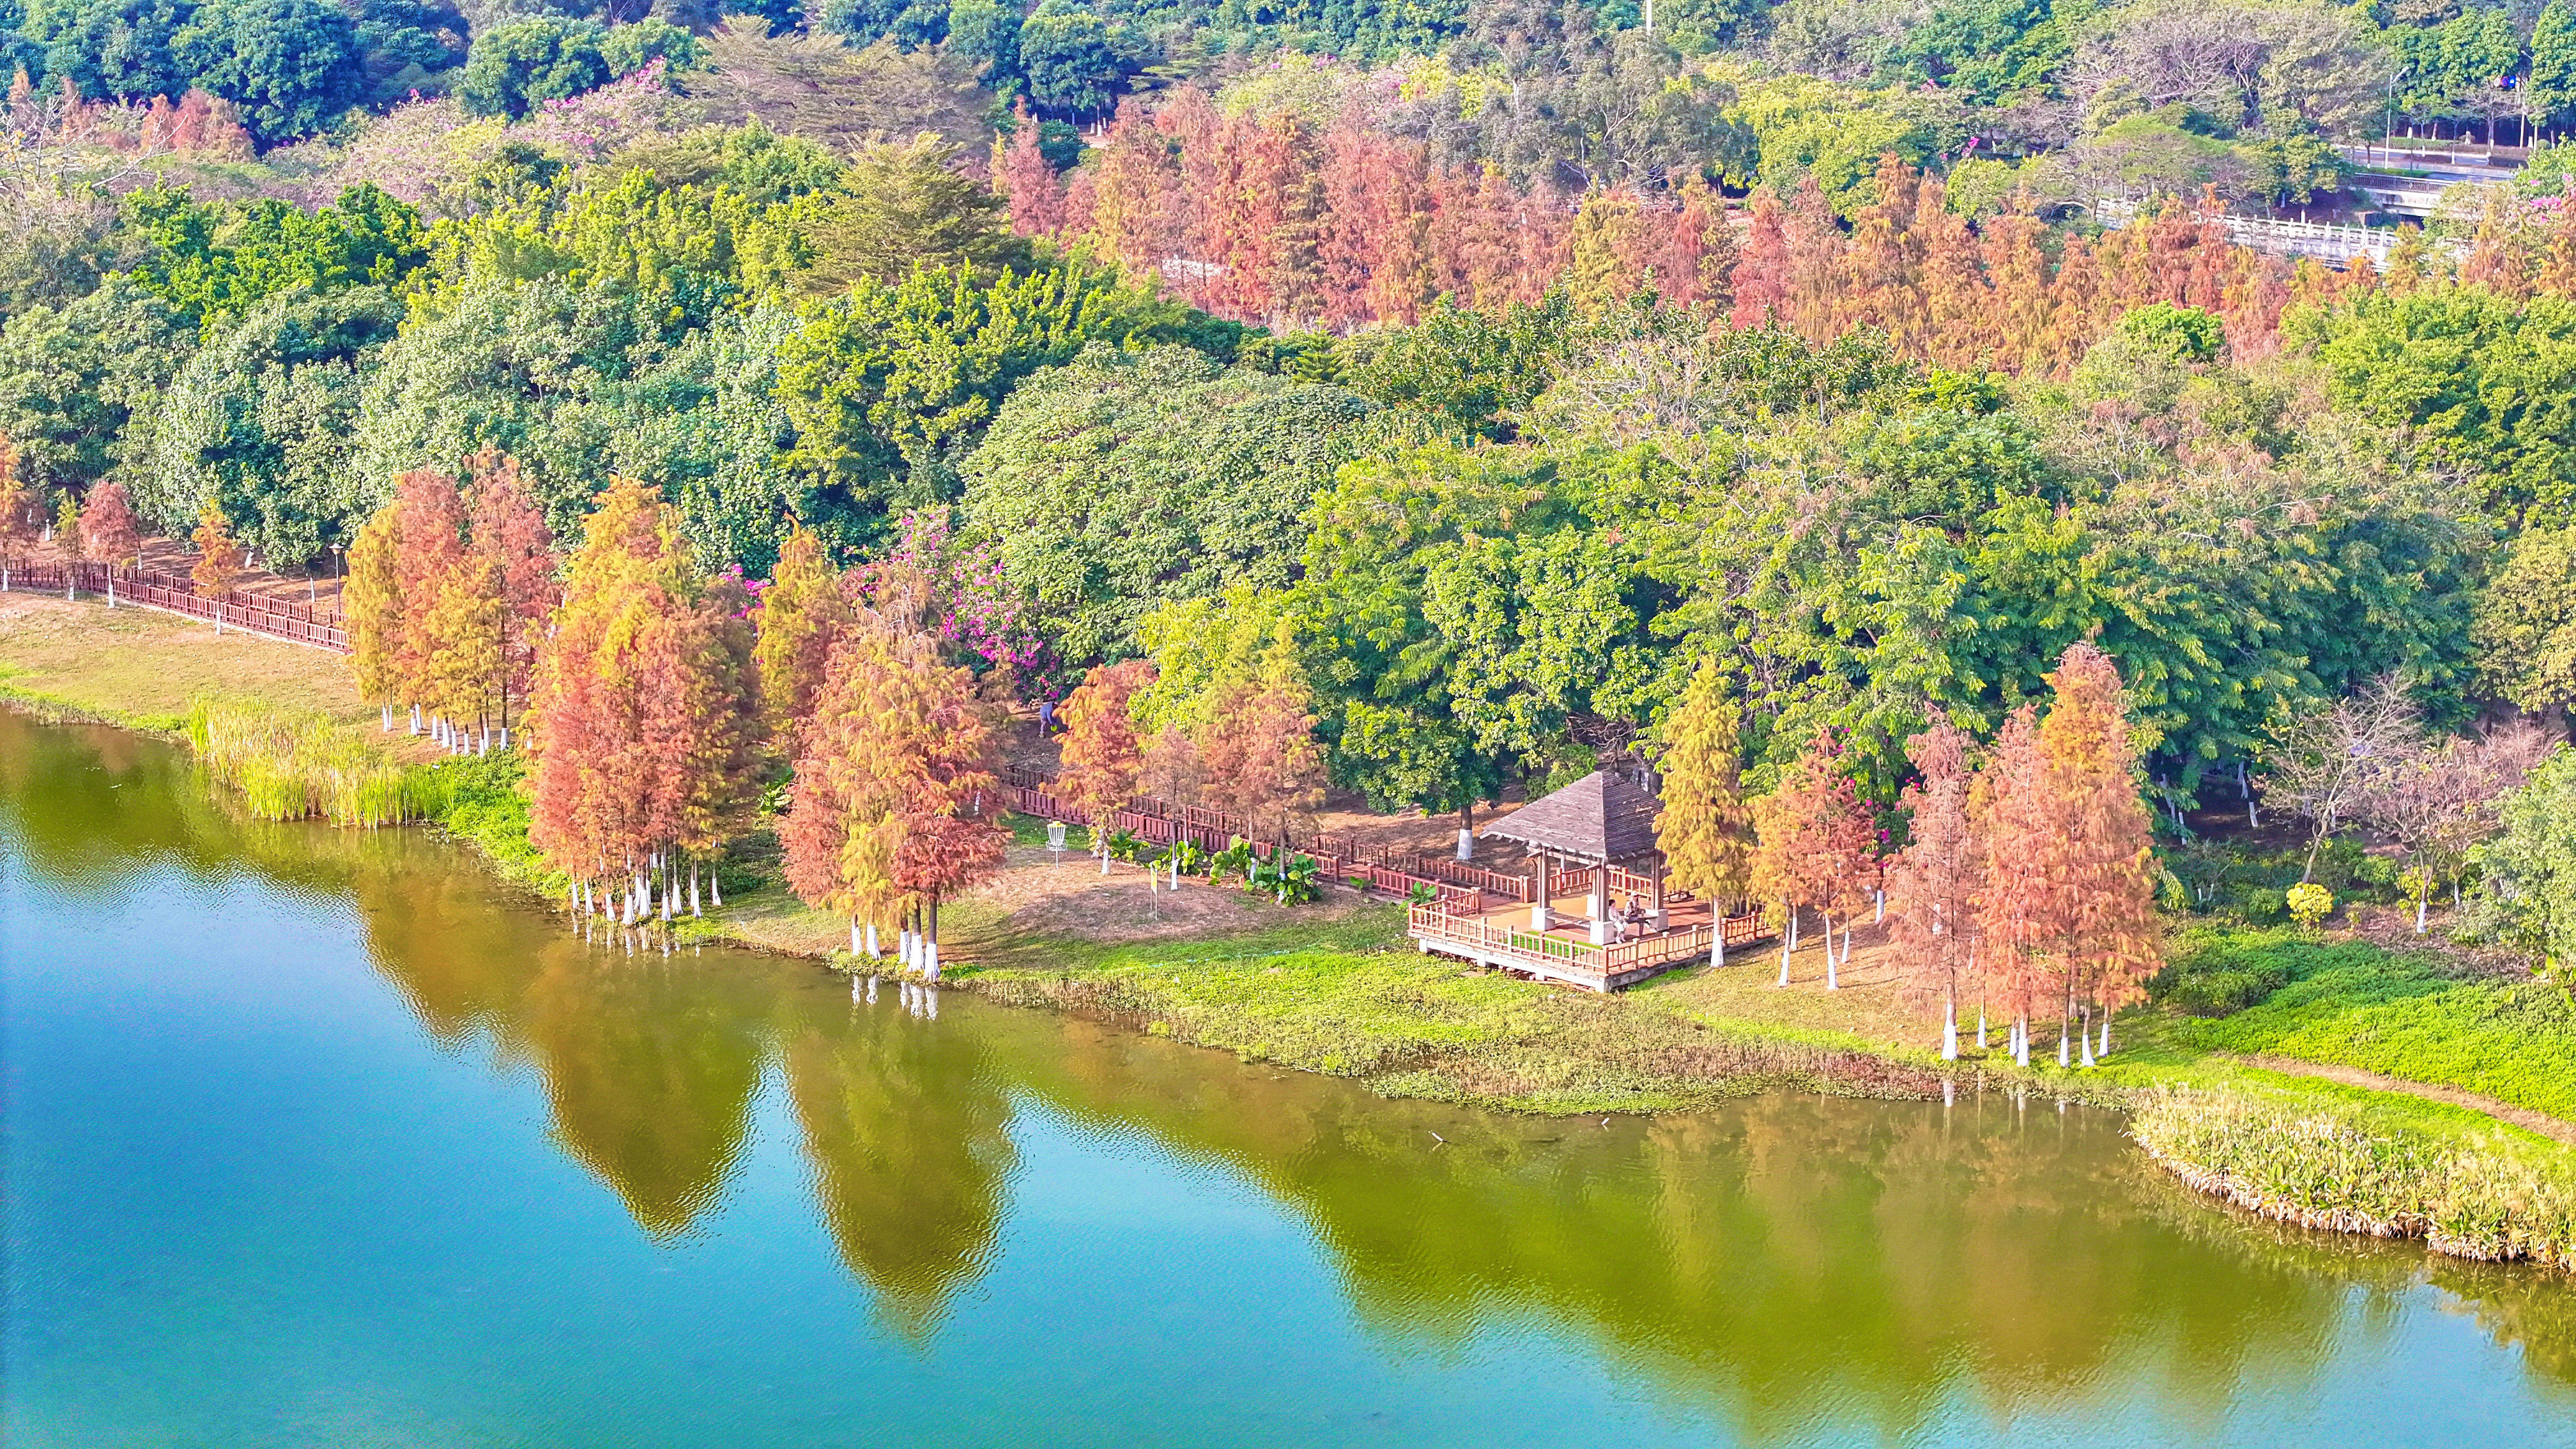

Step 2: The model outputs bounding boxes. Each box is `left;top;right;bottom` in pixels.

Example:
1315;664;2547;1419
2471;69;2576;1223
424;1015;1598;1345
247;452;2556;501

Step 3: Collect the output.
1977;1006;1988;1050
1874;889;1884;924
709;868;722;907
851;917;864;954
689;859;702;916
1456;827;1474;861
1825;913;1839;990
865;921;880;956
1777;904;1796;986
2057;1023;2070;1068
2416;895;2428;934
1942;995;1957;1061
925;903;940;982
382;703;392;732
2099;1016;2112;1057
410;704;420;735
2080;1013;2096;1068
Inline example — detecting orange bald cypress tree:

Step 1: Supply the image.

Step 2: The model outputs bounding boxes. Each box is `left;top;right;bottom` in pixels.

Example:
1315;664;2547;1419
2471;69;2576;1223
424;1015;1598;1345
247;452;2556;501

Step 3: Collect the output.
1974;705;2050;1064
1753;732;1880;989
2033;643;2159;1064
1058;659;1153;873
1887;717;1981;1058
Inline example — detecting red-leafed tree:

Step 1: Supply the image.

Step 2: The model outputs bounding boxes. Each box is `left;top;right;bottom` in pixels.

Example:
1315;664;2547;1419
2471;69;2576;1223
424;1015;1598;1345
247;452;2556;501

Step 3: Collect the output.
0;437;32;590
80;480;141;605
1974;705;2050;1065
754;519;852;756
997;101;1068;238
2033;643;2159;1064
783;612;1005;976
1057;659;1153;873
1729;189;1790;329
530;477;762;927
190;503;245;632
1887;717;1981;1059
1197;675;1324;848
390;468;468;731
1752;732;1880;989
464;448;556;733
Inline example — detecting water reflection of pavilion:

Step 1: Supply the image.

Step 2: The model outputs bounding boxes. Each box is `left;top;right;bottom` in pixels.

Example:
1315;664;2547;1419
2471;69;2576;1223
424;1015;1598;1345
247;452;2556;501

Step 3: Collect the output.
1407;769;1770;992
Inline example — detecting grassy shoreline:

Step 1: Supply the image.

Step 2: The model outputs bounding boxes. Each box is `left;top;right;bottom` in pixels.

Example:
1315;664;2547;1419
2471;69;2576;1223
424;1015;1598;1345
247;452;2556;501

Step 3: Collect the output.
5;590;2570;1272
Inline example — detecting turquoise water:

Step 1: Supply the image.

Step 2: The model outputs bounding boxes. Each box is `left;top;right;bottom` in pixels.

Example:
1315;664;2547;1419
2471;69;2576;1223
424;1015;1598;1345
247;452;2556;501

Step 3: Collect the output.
4;711;2572;1447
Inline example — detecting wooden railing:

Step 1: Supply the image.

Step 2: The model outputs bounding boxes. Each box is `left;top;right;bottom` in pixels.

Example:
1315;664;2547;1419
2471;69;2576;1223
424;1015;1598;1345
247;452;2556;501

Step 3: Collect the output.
2;560;349;652
999;762;1487;910
1407;903;1774;983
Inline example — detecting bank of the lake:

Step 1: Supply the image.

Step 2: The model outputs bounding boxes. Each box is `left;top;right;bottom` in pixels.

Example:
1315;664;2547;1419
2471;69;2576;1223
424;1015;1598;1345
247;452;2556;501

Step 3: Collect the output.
6;589;2573;1273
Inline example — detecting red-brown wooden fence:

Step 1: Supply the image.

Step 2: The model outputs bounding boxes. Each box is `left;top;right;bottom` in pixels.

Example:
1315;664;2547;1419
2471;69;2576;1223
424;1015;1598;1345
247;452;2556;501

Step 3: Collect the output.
2;561;349;652
998;761;1489;910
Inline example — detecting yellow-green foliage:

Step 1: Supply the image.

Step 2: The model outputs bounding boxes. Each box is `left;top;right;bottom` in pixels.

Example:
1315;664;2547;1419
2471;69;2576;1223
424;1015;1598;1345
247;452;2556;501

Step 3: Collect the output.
185;698;445;827
2131;1084;2576;1270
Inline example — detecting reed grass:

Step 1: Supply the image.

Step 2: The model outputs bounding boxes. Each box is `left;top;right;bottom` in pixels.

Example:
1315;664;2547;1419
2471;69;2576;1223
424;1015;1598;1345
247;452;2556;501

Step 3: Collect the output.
185;698;446;827
2130;1084;2576;1270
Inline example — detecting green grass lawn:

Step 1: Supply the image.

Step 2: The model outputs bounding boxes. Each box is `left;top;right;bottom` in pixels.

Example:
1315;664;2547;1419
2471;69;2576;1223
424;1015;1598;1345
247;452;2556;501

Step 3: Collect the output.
2155;928;2576;1124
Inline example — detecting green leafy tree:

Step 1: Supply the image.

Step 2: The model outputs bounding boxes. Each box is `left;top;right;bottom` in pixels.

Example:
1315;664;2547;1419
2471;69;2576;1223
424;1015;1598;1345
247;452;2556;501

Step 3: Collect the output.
0;276;189;494
960;344;1370;668
26;0;197;108
457;16;608;120
2296;289;2576;529
2473;525;2576;719
774;262;1235;538
169;0;363;144
1015;0;1137;119
796;132;1022;292
134;284;401;567
123;183;426;332
597;18;704;80
2470;747;2576;996
2534;1;2576;134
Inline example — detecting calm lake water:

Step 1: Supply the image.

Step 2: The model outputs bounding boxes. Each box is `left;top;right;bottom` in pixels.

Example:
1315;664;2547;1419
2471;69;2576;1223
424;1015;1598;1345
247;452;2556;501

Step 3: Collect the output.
3;710;2572;1448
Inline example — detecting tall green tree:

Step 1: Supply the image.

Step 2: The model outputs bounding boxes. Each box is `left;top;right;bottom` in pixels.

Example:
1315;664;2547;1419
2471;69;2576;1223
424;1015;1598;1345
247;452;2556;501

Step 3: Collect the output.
961;344;1369;669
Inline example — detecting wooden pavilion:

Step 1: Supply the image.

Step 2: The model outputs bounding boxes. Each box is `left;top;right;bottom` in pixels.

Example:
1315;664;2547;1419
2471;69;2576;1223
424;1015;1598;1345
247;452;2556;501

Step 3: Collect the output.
1404;769;1770;992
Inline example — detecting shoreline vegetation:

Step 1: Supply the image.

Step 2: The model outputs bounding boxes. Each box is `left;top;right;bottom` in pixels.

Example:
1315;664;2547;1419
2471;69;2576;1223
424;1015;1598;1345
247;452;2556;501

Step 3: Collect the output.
3;589;2570;1273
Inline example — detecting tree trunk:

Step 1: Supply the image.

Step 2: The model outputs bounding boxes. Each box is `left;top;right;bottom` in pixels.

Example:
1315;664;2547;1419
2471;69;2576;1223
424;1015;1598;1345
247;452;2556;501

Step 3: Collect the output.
1777;903;1796;986
1942;993;1957;1062
2416;893;2427;935
710;866;723;908
2079;1006;2096;1068
2099;1015;2112;1059
851;917;863;955
1978;1005;1988;1051
1825;912;1839;990
926;898;940;981
866;920;880;956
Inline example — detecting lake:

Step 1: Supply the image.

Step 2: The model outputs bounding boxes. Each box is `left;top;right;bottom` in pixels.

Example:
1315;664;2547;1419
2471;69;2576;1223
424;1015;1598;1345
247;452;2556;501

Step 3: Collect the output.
3;709;2571;1447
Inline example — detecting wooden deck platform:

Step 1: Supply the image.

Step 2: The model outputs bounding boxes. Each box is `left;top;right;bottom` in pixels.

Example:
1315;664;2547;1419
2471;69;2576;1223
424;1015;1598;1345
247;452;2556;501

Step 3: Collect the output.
1407;894;1774;993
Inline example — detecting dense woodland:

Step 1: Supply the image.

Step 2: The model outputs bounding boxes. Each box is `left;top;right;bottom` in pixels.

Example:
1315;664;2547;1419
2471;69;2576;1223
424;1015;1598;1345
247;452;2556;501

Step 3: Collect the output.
1;0;2573;999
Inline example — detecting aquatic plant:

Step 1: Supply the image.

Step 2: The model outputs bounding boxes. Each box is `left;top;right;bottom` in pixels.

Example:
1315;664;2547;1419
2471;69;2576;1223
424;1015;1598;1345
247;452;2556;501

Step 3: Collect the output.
2130;1085;2576;1271
185;698;445;827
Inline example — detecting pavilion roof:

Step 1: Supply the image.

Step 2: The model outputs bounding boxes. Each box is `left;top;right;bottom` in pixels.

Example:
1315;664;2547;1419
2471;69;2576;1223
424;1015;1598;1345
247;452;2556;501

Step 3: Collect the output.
1479;770;1661;866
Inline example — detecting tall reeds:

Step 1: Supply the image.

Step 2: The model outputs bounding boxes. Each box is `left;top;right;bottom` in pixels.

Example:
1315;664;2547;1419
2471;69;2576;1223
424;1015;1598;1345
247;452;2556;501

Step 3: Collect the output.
185;698;447;827
2131;1085;2576;1270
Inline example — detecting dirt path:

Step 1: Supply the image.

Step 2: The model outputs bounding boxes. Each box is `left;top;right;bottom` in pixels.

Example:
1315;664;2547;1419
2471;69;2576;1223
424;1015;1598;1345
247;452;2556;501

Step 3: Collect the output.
2234;1054;2576;1147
